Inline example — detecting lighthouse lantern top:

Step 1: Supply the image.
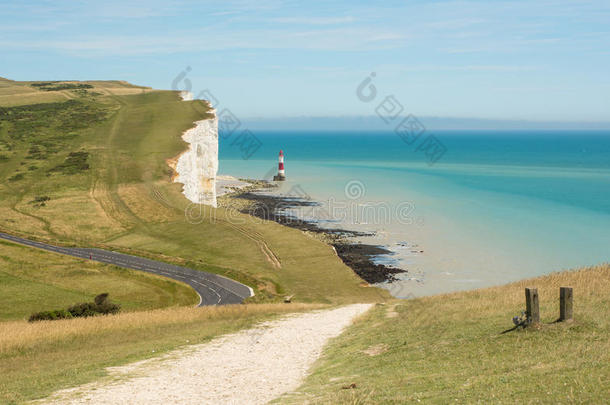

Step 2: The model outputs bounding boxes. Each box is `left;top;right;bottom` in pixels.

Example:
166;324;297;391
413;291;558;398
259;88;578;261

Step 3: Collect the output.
279;150;284;156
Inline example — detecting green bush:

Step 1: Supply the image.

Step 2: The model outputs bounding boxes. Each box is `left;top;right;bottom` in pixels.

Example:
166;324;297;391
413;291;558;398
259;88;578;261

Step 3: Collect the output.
28;293;121;322
66;302;99;318
8;173;24;182
28;309;73;322
29;196;51;204
49;151;89;174
31;82;93;92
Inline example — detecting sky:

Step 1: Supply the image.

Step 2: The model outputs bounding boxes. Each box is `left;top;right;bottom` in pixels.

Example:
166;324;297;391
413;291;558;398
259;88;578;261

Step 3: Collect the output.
1;0;609;124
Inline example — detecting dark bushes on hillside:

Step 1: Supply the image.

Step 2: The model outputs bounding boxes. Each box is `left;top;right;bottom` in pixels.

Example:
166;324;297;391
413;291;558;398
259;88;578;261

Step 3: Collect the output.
48;151;90;174
28;309;73;322
29;195;51;207
8;173;24;182
31;82;93;91
28;293;121;322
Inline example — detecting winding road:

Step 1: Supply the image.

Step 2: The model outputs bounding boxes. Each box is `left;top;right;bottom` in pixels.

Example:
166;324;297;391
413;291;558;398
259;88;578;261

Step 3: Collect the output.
0;231;253;306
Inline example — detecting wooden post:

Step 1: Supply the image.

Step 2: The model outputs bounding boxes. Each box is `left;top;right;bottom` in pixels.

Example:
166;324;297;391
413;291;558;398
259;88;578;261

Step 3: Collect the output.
525;288;540;324
559;287;573;321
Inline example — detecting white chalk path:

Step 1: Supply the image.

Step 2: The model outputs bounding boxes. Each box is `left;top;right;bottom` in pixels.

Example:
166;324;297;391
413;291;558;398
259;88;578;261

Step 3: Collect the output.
42;304;372;405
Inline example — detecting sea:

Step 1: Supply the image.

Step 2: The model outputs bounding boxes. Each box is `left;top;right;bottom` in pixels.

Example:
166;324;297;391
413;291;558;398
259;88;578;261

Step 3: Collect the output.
219;130;610;298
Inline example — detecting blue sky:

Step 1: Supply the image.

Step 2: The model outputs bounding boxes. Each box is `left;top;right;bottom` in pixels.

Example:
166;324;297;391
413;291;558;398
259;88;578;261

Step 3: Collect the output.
1;0;609;123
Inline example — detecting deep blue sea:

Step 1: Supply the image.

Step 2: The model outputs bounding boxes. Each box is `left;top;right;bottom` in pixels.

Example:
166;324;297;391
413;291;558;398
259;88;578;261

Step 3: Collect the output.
219;130;610;297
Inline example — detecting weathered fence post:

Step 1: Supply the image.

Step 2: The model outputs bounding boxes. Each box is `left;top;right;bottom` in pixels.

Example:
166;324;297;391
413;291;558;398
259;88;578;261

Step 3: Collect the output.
559;287;573;321
525;288;540;324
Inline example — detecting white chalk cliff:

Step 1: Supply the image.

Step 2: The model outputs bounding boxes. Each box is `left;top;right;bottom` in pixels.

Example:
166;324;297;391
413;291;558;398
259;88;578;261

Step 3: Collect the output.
173;92;219;207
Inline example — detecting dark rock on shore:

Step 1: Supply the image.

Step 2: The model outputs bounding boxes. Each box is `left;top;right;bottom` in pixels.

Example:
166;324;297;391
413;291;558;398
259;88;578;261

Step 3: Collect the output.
230;187;407;284
331;243;405;284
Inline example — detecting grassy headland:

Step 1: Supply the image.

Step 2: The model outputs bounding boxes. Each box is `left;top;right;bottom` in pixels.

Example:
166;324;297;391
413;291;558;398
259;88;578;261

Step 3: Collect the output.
276;264;610;404
0;77;386;304
0;77;387;402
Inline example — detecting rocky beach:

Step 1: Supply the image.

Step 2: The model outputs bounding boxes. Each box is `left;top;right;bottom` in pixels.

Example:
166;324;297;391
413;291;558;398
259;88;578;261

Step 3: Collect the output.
219;181;407;284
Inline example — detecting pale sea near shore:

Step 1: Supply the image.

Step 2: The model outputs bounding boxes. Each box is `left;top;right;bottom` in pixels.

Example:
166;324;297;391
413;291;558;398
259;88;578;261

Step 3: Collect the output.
219;131;610;297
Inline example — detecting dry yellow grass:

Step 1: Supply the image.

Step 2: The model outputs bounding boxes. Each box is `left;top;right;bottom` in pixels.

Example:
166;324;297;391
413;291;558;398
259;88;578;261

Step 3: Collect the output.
0;303;325;355
0;303;326;403
117;184;178;223
0;206;49;236
0;78;151;106
17;190;124;241
414;263;610;325
0;92;69;106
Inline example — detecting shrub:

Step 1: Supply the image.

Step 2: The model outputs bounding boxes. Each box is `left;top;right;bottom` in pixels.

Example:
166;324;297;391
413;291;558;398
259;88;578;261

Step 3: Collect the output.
94;293;109;305
67;293;120;317
49;151;89;175
8;173;24;182
30;196;50;204
28;293;121;322
31;82;93;91
67;302;99;318
92;293;121;315
28;309;73;322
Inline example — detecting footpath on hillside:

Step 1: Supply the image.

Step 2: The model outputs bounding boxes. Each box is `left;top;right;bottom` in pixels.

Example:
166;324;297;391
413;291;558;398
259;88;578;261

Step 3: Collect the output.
42;304;372;405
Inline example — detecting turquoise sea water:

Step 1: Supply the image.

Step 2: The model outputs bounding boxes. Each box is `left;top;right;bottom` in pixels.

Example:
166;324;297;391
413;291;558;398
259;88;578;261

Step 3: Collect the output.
219;131;610;297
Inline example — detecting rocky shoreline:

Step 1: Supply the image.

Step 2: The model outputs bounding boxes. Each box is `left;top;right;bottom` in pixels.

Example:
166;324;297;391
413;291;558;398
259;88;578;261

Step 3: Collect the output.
219;181;406;284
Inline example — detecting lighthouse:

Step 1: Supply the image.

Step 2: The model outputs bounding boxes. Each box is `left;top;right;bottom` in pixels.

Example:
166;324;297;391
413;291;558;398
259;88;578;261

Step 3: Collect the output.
273;150;286;181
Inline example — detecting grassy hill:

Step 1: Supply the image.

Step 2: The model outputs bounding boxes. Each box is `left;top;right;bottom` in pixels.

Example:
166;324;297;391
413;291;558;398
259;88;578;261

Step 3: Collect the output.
0;77;388;403
276;264;610;404
0;239;198;321
0;77;387;306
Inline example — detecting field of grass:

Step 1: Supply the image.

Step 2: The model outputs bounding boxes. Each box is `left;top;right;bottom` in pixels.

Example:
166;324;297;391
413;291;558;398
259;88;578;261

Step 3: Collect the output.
0;77;387;402
0;77;386;305
0;239;198;321
0;302;324;403
276;264;610;404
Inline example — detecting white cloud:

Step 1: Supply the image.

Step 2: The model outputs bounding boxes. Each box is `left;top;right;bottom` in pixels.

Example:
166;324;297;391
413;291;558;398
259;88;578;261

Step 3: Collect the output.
271;16;355;25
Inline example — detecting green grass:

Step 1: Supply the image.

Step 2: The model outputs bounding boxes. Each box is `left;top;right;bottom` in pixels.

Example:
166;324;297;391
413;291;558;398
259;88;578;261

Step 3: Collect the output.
0;240;198;321
0;77;386;305
275;265;610;404
0;77;386;402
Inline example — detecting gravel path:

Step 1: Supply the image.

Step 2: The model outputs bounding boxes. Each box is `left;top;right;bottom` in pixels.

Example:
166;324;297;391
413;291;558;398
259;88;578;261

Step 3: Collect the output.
43;304;372;405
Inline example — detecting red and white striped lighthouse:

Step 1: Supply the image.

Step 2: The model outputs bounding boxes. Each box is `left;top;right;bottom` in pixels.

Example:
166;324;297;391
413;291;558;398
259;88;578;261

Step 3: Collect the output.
273;150;286;181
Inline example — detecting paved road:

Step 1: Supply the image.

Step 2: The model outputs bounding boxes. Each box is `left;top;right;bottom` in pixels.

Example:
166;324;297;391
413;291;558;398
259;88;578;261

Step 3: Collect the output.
0;231;253;306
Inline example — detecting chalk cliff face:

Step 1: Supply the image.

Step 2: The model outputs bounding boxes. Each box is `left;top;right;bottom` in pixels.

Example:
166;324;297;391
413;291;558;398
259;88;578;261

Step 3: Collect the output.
173;110;219;207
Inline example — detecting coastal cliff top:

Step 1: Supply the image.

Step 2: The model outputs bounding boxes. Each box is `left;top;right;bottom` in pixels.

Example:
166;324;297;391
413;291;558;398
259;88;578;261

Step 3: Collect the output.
0;77;153;107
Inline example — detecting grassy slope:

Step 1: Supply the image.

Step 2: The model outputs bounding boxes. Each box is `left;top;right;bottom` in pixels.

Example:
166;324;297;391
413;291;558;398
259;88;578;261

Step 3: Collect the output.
0;303;324;403
0;240;198;321
0;78;386;304
0;78;386;402
276;265;610;404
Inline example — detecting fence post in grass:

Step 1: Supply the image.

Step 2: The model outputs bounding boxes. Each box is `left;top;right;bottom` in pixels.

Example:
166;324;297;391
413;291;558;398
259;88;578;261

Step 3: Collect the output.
525;288;540;325
559;287;573;321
